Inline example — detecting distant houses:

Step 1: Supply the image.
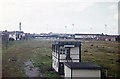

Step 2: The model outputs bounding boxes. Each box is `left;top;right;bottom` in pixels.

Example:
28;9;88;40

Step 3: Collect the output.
33;32;119;41
1;30;32;42
74;33;119;41
96;35;118;41
74;34;102;39
2;30;119;42
8;31;24;40
2;30;9;42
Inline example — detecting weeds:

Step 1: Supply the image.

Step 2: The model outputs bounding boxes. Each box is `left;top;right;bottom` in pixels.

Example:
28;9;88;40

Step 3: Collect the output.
2;39;119;78
84;49;88;52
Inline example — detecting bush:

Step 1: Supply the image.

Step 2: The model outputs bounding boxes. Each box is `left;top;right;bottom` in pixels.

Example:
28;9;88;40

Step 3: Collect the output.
84;49;88;52
91;44;94;46
46;54;51;58
109;58;114;60
33;62;44;67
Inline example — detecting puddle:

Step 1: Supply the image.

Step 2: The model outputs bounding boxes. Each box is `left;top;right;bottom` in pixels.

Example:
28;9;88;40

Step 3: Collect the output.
24;59;45;78
8;59;20;62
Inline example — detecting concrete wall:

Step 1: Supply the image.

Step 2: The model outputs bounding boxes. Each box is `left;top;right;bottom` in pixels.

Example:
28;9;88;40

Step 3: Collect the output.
72;69;101;77
64;65;101;79
64;65;71;78
52;51;59;72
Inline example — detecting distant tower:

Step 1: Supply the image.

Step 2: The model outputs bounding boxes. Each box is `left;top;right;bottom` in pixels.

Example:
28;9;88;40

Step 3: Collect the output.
19;22;21;31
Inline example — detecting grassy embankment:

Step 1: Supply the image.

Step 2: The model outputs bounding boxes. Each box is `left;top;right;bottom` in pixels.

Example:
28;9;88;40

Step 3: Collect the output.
2;39;62;78
81;40;120;78
2;39;120;78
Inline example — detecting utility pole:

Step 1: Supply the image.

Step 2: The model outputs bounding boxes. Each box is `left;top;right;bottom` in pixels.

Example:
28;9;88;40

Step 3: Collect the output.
72;24;74;34
65;25;67;34
90;27;92;33
105;24;107;35
46;24;48;33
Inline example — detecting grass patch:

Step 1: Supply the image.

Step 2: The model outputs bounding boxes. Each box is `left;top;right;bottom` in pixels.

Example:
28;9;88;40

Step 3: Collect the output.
2;39;119;78
84;49;88;52
45;71;63;79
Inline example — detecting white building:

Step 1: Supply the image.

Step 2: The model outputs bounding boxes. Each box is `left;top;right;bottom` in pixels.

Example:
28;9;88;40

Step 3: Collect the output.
64;62;101;79
8;31;24;40
74;34;102;39
52;41;81;74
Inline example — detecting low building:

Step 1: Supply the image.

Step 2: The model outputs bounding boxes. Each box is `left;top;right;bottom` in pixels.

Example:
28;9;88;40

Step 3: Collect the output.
75;34;102;39
8;31;24;40
64;62;101;79
96;35;118;41
52;41;81;74
2;30;9;42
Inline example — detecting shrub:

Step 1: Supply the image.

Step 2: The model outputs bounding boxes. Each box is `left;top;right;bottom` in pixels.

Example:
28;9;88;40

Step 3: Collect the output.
91;44;94;46
84;49;88;52
109;58;114;60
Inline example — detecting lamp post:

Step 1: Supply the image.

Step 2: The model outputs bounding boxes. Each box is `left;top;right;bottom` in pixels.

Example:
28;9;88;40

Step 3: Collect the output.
105;24;107;34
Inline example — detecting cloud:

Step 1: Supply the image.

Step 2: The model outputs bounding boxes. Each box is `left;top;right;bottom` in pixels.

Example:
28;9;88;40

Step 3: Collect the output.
108;4;117;10
113;14;118;20
0;0;118;34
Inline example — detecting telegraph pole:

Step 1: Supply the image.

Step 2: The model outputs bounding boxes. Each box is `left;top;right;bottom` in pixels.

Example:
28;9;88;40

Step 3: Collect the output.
65;25;67;34
90;27;92;33
105;24;107;34
72;24;74;34
47;24;48;33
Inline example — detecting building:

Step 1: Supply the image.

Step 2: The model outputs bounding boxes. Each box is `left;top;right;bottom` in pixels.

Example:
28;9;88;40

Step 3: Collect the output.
8;31;24;40
52;41;81;74
64;62;101;79
75;33;118;41
2;30;9;42
74;34;102;39
96;35;118;41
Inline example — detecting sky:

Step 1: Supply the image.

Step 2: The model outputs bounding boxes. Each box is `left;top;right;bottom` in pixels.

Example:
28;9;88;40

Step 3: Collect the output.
0;0;119;35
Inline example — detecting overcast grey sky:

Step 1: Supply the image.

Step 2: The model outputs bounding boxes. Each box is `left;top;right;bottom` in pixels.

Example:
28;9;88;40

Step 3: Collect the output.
0;0;119;35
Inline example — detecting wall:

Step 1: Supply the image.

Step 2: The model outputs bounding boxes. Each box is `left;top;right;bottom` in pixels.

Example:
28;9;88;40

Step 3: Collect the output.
52;51;59;72
72;69;101;78
64;65;101;79
64;65;71;78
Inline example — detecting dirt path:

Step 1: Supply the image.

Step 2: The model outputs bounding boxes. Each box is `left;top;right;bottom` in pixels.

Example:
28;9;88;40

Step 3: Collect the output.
24;59;45;77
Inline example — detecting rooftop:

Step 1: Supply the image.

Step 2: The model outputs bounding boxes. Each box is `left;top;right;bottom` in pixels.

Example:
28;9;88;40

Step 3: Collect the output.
64;62;101;70
52;41;81;46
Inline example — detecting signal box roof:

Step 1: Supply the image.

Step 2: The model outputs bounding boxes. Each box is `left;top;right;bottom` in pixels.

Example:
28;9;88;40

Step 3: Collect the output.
52;41;81;46
64;62;101;70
